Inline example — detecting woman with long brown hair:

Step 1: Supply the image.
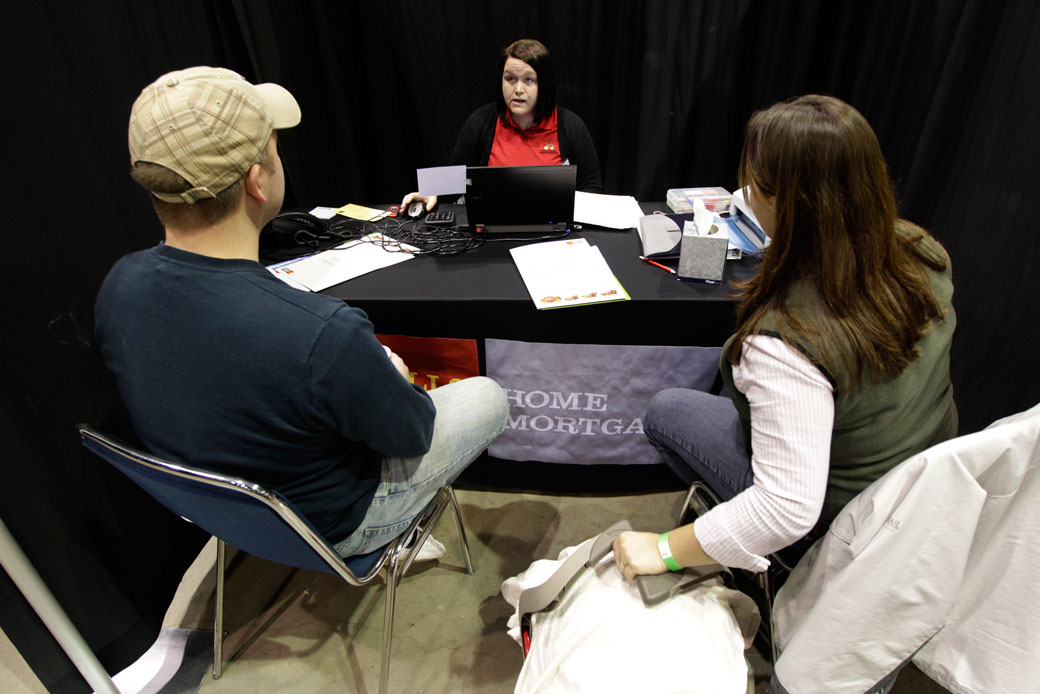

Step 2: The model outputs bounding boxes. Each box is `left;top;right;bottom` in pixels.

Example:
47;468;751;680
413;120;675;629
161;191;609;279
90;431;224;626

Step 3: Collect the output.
615;95;957;577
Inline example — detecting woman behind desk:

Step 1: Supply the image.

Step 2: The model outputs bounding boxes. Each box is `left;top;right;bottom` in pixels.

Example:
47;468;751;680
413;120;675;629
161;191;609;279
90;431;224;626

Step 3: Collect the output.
402;38;602;212
614;94;957;579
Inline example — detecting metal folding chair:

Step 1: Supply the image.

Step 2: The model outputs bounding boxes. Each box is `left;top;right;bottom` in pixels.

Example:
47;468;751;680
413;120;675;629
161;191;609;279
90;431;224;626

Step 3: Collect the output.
78;424;473;694
677;481;794;664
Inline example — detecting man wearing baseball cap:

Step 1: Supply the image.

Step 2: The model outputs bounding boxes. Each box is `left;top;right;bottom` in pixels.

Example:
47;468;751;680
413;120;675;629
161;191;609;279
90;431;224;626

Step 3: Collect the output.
96;67;507;561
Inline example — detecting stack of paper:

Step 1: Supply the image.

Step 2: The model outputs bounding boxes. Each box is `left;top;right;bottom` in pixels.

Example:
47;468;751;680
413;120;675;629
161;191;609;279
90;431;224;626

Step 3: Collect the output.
267;232;416;291
573;191;644;229
509;238;630;310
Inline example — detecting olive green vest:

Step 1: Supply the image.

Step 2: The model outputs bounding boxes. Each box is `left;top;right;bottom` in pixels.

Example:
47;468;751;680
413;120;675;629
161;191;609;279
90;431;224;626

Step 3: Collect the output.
720;234;958;529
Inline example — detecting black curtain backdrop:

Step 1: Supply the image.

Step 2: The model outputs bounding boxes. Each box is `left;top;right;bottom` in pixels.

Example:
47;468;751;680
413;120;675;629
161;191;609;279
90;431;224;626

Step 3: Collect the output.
1;1;1037;690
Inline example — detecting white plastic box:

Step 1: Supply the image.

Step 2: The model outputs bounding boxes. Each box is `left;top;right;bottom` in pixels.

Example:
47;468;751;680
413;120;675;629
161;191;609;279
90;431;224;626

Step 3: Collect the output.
666;187;731;214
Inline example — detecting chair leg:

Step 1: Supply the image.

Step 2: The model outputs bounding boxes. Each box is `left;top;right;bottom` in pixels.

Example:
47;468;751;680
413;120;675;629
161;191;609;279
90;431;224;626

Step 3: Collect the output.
760;569;779;664
445;485;473;575
379;560;400;694
677;481;720;526
213;538;225;679
676;487;696;525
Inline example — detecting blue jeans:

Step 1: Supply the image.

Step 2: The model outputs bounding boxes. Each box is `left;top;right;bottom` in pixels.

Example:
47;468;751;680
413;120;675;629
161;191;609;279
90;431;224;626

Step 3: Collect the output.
334;376;508;557
644;388;754;501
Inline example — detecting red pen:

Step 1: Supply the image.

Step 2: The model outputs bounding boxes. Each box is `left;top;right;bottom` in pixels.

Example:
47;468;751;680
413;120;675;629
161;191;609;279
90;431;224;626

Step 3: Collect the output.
639;255;677;275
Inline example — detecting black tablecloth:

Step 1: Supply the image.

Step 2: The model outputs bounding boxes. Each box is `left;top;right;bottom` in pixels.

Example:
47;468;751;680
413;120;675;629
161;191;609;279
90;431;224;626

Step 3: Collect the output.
316;204;759;347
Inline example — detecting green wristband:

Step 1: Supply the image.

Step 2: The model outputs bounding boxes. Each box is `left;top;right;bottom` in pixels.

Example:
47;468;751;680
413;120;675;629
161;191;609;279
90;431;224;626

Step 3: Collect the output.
658;531;682;572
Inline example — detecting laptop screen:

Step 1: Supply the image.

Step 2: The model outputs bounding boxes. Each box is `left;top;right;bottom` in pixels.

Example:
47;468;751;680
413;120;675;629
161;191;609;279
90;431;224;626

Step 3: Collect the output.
466;165;576;234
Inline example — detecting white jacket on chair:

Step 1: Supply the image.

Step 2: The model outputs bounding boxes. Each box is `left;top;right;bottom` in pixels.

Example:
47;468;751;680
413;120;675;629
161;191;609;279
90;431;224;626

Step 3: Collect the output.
771;403;1040;694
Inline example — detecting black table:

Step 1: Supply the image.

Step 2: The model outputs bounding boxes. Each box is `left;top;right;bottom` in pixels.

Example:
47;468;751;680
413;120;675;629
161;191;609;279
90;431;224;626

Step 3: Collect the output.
272;204;761;493
319;204;759;348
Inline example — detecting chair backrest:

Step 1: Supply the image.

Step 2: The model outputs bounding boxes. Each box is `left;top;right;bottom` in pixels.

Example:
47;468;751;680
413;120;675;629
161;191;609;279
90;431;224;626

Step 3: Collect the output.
78;425;379;582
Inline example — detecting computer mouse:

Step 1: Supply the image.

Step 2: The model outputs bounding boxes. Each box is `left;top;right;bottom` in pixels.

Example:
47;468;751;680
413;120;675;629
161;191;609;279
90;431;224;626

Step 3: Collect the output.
406;200;426;218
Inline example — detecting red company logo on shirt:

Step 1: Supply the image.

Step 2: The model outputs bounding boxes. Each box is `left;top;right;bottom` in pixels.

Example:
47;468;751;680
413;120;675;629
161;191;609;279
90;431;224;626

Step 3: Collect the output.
541;143;556;152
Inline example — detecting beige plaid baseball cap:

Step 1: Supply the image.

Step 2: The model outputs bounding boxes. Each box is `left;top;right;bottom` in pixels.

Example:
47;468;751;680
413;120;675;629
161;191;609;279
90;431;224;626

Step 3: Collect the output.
128;66;301;204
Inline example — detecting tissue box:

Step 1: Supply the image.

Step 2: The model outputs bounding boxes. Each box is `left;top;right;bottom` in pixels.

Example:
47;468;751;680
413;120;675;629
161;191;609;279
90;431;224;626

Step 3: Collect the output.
666;187;732;214
677;233;728;285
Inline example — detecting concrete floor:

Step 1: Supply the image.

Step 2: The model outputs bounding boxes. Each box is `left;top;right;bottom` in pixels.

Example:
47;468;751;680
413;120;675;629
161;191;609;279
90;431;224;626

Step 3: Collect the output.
1;487;949;693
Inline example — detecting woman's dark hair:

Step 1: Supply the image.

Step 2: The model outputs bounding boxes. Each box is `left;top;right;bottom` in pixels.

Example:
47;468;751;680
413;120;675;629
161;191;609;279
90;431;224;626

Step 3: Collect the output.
727;94;949;387
497;39;557;125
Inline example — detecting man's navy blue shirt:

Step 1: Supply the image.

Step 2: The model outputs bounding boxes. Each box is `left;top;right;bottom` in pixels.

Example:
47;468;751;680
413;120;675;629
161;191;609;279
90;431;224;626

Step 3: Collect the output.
95;244;436;544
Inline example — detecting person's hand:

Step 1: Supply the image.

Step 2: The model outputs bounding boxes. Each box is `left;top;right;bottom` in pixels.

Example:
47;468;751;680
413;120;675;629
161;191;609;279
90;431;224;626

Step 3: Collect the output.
400;192;438;214
613;530;668;581
387;350;410;379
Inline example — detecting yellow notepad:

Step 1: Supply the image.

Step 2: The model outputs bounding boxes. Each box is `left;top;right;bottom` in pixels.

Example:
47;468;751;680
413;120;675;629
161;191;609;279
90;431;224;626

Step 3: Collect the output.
335;203;388;221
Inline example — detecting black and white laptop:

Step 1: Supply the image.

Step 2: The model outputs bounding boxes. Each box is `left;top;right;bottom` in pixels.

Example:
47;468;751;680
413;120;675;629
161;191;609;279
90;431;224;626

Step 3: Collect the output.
465;165;576;234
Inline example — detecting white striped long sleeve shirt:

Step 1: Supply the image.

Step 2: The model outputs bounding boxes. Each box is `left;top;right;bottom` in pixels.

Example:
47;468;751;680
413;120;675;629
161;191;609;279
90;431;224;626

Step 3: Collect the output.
693;335;834;571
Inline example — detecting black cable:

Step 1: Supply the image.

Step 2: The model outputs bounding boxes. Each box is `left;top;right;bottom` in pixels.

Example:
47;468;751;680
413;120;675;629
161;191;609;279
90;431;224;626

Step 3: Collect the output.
364;217;485;256
267;213;490;260
391;224;485;256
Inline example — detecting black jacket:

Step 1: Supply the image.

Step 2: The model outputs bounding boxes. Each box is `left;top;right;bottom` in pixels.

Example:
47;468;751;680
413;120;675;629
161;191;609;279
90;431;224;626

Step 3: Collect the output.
450;103;603;193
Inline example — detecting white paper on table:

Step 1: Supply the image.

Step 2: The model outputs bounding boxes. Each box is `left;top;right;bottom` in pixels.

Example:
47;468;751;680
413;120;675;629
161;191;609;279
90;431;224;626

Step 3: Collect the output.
307;206;338;220
509;238;629;309
573;191;644;229
266;233;416;292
